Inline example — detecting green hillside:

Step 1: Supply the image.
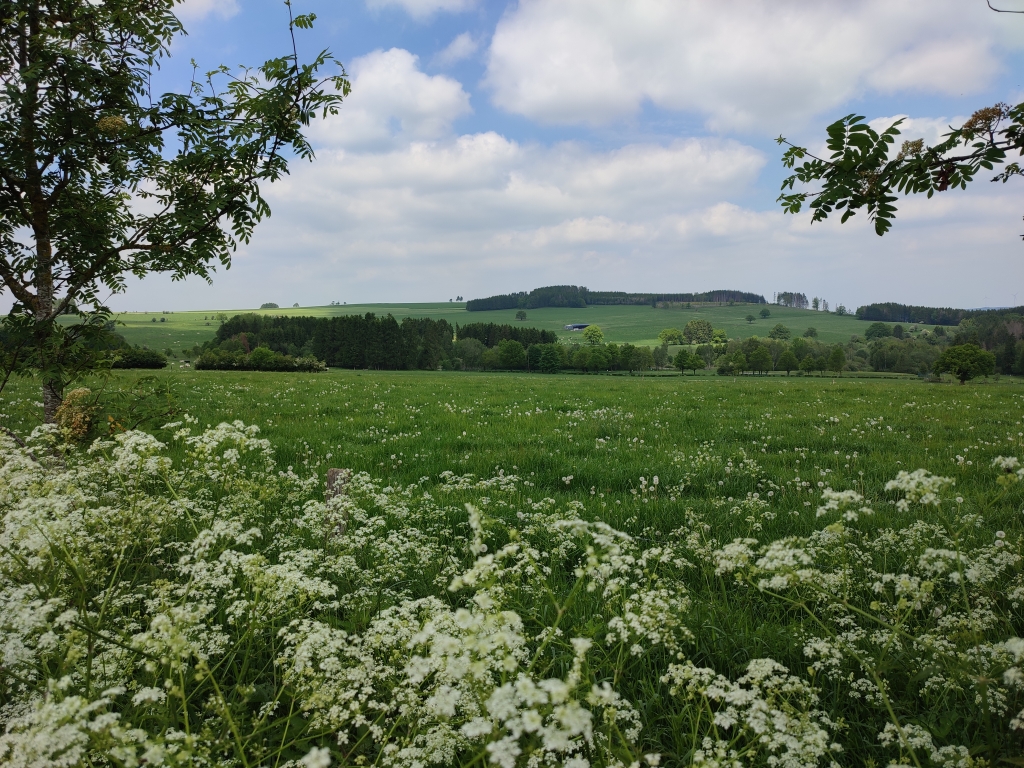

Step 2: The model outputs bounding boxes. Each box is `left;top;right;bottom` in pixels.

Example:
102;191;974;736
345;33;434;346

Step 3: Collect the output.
110;301;890;355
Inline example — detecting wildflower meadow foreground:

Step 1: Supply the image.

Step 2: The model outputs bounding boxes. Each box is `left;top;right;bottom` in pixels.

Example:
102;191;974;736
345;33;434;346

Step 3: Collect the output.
1;372;1024;767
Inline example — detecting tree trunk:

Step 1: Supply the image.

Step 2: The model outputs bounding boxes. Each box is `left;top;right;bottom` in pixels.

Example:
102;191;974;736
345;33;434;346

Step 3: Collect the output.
33;227;60;423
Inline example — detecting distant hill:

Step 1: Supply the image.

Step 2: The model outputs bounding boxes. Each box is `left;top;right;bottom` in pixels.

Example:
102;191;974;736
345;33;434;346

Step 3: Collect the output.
466;286;766;311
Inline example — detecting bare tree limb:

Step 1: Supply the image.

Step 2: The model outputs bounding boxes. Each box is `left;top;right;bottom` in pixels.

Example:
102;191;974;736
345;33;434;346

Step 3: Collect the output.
0;426;39;463
987;0;1024;12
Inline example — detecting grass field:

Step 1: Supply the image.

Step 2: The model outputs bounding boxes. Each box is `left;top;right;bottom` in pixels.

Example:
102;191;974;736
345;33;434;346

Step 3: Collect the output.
4;369;1015;488
106;301;881;355
2;370;1023;764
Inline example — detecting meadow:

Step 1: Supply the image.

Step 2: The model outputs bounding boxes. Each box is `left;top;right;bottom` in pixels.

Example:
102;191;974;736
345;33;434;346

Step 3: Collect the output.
106;302;877;356
2;369;1023;766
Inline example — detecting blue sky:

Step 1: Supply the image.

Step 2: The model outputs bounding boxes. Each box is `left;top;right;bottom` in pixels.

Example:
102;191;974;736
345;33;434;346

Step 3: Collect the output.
114;0;1024;311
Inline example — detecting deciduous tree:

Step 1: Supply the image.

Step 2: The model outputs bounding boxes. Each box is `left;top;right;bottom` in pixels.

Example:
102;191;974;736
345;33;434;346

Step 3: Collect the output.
749;346;772;375
778;349;799;375
582;325;604;345
0;0;347;420
934;344;996;384
828;346;846;375
658;327;684;345
683;318;713;344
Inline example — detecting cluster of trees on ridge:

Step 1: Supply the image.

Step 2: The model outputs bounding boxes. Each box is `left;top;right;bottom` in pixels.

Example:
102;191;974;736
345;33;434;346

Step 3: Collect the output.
466;285;766;311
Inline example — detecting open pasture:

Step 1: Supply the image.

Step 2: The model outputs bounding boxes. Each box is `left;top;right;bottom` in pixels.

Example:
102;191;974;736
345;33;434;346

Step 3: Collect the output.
2;370;1024;765
104;301;878;354
3;370;1020;501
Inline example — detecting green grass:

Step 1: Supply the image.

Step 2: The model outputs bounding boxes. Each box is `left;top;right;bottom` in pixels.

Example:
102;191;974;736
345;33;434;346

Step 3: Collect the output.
2;369;1019;504
2;370;1024;762
106;301;882;355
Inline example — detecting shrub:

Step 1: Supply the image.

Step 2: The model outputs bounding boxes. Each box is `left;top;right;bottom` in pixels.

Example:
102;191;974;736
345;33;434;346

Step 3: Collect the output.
658;328;685;345
865;322;893;340
194;348;325;372
295;356;328;372
111;347;167;369
767;323;790;340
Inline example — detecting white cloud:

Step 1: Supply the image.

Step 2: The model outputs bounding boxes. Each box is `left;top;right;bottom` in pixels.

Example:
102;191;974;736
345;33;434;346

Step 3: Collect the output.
484;0;1011;131
366;0;474;20
312;49;471;150
434;33;480;67
176;0;239;22
101;95;1024;314
866;114;970;151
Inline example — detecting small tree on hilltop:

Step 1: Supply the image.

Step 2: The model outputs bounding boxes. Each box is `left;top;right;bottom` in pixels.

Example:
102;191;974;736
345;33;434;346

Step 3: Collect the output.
515;310;527;321
803;327;818;338
582;325;604;345
745;314;756;324
768;323;791;340
759;307;771;319
934;344;996;384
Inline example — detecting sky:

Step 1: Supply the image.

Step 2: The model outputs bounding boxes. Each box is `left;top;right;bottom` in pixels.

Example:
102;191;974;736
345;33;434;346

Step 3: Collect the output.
104;1;1024;310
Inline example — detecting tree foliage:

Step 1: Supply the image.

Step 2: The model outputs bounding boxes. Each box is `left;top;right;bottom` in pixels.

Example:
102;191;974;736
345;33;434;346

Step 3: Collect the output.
778;104;1024;236
0;0;347;419
683;318;714;344
658;327;685;345
581;325;604;345
934;344;997;384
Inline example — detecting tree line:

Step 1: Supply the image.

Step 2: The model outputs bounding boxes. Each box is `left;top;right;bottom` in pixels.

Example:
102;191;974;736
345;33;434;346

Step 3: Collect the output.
455;322;558;347
855;302;972;326
465;285;766;311
196;313;452;371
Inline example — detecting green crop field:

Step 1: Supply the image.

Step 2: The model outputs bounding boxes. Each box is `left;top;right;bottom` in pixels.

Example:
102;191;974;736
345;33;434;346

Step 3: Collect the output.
3;370;1023;765
108;301;883;355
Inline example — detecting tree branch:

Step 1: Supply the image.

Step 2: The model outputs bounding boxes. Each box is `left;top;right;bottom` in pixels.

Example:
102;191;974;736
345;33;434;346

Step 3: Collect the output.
0;426;39;463
987;0;1024;12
